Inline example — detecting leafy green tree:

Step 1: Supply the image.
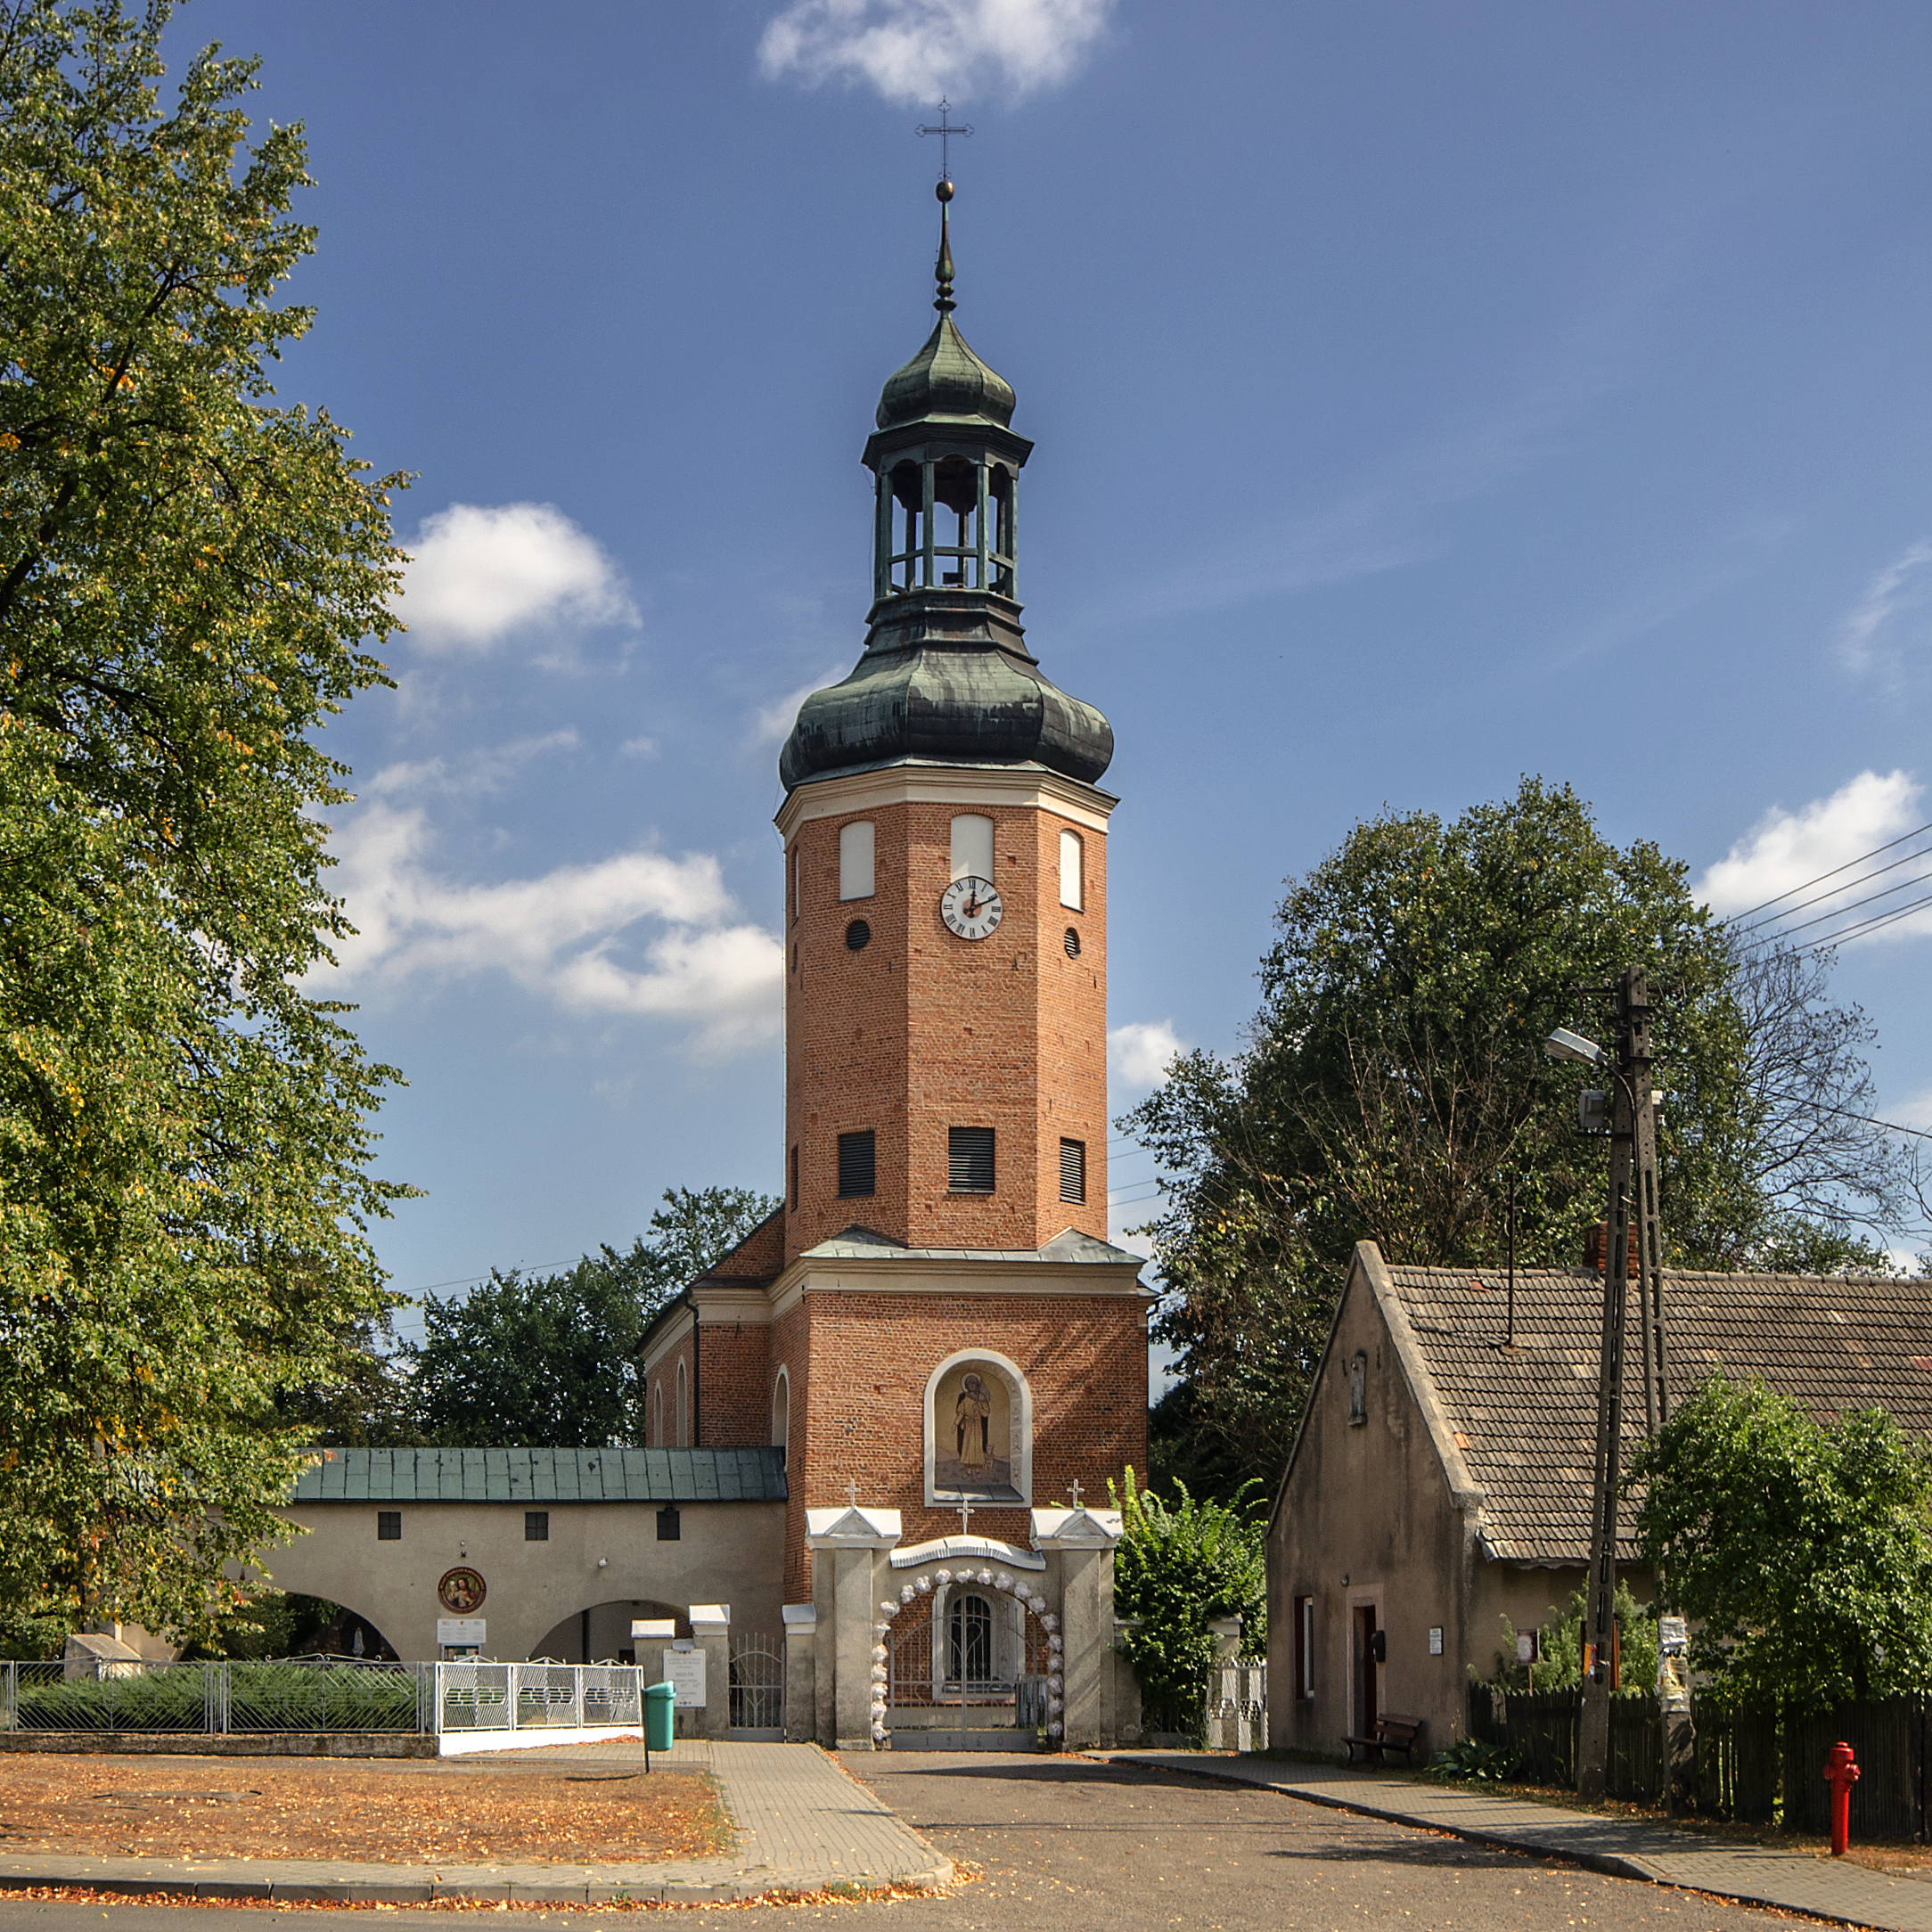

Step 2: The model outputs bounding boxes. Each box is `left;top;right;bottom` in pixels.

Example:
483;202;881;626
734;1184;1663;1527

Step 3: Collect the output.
1496;1580;1658;1696
0;1;409;1644
1126;777;1914;1494
1630;1375;1932;1713
403;1186;779;1445
1110;1467;1265;1732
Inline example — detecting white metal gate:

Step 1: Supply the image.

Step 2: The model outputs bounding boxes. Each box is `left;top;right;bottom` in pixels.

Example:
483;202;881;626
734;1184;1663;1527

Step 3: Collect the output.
729;1634;784;1739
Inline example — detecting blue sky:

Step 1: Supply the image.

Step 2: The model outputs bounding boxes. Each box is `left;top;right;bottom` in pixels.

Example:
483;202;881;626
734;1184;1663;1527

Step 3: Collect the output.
167;0;1932;1326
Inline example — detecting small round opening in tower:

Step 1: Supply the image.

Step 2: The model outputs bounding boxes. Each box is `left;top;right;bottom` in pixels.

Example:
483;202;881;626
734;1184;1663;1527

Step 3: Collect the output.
1063;926;1081;959
846;919;872;952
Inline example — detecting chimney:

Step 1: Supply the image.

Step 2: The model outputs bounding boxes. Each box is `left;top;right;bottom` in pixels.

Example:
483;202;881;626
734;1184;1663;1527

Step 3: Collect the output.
1585;1221;1639;1276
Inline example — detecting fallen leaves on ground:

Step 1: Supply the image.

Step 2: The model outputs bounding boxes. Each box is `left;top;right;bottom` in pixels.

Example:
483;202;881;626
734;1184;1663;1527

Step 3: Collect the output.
0;1756;731;1865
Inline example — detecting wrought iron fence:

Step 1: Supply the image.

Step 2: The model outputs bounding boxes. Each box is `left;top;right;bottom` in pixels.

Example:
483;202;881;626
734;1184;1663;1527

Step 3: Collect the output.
0;1657;644;1742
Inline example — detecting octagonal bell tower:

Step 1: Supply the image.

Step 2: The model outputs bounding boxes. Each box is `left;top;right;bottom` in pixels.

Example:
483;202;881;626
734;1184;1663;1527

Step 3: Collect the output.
775;179;1117;1266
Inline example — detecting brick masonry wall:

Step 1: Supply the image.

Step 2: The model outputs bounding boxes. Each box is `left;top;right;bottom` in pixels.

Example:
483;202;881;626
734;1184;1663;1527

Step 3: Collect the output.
782;798;1108;1263
694;1322;773;1449
773;1299;813;1604
647;1338;693;1448
784;1289;1148;1602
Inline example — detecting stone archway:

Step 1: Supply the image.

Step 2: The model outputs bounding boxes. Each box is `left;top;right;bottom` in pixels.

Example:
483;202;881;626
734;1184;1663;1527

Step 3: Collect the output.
872;1564;1062;1748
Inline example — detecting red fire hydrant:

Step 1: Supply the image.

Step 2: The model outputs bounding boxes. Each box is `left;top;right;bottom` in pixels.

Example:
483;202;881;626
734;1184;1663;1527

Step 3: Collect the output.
1824;1741;1860;1856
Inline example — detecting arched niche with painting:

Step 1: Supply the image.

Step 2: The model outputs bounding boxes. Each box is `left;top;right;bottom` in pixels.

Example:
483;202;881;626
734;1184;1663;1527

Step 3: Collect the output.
923;1349;1031;1508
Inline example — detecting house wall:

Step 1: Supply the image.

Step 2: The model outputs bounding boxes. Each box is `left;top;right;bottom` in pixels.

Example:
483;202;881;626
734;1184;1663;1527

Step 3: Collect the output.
266;1500;785;1662
1267;1270;1474;1761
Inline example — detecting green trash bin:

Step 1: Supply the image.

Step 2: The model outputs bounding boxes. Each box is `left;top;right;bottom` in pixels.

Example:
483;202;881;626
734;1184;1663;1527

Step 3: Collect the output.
644;1680;676;1754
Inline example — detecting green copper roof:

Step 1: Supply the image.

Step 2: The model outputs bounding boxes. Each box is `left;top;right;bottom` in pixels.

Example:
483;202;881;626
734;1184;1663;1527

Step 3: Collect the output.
288;1446;787;1504
876;315;1017;431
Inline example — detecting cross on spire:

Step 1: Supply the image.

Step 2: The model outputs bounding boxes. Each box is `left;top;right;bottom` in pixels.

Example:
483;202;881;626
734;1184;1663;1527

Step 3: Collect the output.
916;98;972;181
956;1499;976;1538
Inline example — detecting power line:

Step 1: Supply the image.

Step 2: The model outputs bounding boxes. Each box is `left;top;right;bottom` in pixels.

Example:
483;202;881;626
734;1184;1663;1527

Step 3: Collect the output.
1719;820;1932;926
1801;888;1932;954
1765;868;1932;942
1731;841;1932;936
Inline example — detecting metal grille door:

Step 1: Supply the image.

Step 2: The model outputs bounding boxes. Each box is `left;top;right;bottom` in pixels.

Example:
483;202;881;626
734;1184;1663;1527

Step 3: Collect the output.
729;1635;784;1737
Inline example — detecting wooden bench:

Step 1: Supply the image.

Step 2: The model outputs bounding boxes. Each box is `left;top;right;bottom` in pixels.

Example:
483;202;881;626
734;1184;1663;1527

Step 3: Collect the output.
1342;1713;1425;1765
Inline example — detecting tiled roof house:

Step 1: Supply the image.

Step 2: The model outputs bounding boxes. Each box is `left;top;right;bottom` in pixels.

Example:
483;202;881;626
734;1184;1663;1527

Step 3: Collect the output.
1267;1239;1932;1762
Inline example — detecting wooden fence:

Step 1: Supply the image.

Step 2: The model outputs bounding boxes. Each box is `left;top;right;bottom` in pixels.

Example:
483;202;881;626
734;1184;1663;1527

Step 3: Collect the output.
1470;1684;1932;1836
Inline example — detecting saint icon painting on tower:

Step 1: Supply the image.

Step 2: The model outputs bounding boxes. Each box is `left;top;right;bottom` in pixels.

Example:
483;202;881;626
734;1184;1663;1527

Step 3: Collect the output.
932;1360;1019;1500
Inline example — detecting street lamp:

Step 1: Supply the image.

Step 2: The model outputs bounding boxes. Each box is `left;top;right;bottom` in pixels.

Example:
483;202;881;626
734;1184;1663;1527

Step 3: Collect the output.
1543;1026;1609;1067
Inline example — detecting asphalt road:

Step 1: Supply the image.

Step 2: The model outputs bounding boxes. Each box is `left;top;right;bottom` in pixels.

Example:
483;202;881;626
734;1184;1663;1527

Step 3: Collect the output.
0;1751;1813;1932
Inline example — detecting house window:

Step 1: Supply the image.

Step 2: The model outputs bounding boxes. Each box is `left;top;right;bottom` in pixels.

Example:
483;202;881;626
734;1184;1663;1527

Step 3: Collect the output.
1296;1595;1315;1699
525;1510;549;1543
376;1510;401;1541
950;813;994;883
839;821;875;900
1059;829;1084;910
948;1592;995;1685
1348;1350;1368;1426
949;1126;995;1193
838;1129;876;1197
657;1505;681;1542
1060;1137;1085;1204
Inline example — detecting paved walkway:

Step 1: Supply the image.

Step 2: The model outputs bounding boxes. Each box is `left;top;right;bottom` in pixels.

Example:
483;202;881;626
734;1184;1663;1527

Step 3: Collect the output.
1100;1750;1932;1932
0;1740;953;1905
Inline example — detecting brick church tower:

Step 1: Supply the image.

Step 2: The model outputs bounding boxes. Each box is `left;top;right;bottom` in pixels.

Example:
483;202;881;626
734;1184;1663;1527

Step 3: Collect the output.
641;182;1148;1742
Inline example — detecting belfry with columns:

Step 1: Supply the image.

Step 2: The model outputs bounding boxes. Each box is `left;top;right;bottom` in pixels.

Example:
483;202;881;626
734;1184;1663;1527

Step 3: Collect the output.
638;176;1150;1749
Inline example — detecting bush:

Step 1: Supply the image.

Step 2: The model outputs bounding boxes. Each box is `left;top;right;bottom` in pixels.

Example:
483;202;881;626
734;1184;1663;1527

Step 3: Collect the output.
1430;1736;1522;1784
1111;1467;1265;1735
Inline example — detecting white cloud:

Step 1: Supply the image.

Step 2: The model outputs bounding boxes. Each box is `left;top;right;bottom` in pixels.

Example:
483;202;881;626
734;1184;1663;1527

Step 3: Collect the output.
1697;768;1932;946
322;793;782;1058
1891;1088;1932;1134
398;503;638;655
1838;536;1932;684
751;667;846;748
1109;1019;1184;1090
618;734;659;761
359;729;580;803
757;0;1112;105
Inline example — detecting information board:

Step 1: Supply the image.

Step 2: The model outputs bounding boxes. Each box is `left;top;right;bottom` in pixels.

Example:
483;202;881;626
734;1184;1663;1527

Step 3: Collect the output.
661;1649;707;1709
438;1618;486;1646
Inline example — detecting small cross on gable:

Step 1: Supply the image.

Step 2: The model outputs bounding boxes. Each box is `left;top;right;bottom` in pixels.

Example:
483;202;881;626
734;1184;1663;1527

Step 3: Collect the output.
845;1478;860;1509
1068;1478;1084;1510
956;1499;976;1539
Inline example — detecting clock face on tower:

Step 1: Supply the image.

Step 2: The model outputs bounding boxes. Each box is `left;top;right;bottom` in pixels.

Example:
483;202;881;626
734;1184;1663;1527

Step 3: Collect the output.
940;875;1003;940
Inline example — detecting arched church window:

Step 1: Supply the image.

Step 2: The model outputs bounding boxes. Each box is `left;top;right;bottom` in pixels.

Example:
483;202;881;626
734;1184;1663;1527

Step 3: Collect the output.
949;1592;995;1687
1059;829;1084;911
950;815;993;885
772;1367;790;1457
651;1381;663;1448
839;822;875;900
676;1359;689;1448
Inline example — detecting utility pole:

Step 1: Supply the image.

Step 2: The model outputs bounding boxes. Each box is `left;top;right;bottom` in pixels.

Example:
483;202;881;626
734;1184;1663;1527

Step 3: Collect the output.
1572;966;1668;1803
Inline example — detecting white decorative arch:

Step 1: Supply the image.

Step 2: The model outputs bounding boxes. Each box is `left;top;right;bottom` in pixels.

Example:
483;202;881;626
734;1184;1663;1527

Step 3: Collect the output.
871;1567;1063;1745
923;1347;1032;1508
772;1364;790;1453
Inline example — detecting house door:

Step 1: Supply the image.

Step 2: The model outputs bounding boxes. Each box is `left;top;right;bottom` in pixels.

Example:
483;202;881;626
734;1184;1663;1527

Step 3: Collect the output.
1353;1604;1379;1740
